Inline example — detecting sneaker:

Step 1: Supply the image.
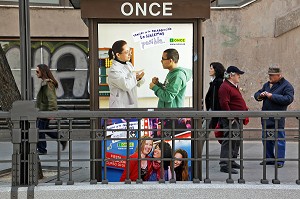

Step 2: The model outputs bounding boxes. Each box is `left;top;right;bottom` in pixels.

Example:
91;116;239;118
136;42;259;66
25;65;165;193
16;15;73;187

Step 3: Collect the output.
231;161;244;169
61;141;67;151
220;166;238;174
259;161;275;165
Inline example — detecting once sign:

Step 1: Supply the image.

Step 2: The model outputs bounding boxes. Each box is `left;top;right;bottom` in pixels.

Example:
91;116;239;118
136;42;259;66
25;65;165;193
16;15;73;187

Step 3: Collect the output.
121;2;172;17
81;0;210;19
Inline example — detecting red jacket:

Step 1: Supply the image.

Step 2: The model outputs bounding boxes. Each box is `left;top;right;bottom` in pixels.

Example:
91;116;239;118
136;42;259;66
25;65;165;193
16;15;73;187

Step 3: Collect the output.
119;152;151;182
218;80;247;111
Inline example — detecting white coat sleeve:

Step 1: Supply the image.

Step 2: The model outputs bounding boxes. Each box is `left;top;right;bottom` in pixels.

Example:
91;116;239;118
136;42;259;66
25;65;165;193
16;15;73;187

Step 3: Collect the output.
108;69;137;92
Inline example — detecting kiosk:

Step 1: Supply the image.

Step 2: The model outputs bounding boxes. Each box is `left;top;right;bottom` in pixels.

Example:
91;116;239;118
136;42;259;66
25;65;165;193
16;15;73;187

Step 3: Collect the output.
80;0;211;182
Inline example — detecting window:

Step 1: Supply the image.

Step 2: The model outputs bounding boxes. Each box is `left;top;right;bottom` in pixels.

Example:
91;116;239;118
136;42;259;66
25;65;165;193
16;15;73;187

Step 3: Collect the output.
0;0;70;6
211;0;255;7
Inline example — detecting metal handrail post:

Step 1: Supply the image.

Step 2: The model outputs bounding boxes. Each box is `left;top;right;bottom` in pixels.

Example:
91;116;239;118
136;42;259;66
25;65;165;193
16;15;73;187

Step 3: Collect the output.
11;101;38;186
28;119;38;185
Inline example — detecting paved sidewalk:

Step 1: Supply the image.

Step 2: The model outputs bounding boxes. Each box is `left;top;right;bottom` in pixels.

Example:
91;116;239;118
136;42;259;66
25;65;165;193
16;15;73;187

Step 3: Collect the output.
0;141;299;185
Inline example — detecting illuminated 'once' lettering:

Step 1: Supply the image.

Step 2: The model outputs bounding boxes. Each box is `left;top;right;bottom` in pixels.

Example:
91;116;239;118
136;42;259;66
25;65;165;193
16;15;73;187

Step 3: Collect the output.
120;2;172;17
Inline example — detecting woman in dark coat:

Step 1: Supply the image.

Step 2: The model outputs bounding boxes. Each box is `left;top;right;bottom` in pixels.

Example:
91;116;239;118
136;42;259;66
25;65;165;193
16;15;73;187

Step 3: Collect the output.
204;62;225;129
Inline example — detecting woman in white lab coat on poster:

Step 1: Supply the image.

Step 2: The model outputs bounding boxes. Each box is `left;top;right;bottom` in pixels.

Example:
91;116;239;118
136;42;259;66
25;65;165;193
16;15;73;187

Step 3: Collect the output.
107;40;145;108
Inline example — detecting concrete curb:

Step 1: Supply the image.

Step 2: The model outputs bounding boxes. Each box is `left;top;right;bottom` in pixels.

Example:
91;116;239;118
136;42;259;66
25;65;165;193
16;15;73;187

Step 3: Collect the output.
5;182;300;199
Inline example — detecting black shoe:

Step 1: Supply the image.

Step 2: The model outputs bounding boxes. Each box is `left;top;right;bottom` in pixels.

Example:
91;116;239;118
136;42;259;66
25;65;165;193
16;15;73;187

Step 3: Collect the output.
61;141;67;151
37;150;47;155
259;161;275;165
231;161;244;169
277;163;284;168
220;166;238;174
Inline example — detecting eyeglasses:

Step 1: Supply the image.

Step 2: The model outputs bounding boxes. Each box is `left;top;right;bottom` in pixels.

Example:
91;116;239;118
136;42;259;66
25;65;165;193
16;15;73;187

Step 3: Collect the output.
269;74;280;77
161;57;170;61
121;49;132;55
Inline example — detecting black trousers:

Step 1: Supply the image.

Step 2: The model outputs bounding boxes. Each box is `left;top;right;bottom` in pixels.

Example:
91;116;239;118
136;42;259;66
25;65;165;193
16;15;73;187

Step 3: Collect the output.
219;118;241;167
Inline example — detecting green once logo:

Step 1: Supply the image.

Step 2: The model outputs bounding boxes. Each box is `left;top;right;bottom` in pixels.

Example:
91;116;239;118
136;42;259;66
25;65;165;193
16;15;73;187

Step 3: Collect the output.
170;38;185;43
118;142;135;147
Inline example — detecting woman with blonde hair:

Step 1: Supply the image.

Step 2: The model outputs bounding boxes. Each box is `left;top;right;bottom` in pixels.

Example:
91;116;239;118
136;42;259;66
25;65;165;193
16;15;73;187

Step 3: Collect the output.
120;135;153;181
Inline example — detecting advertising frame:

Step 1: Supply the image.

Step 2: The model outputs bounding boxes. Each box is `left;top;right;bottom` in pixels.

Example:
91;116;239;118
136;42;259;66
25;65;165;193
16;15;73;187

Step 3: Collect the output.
80;0;211;182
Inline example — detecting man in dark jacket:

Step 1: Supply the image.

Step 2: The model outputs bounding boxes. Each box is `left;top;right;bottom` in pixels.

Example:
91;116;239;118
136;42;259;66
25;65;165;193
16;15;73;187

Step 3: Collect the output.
254;67;294;168
218;66;248;174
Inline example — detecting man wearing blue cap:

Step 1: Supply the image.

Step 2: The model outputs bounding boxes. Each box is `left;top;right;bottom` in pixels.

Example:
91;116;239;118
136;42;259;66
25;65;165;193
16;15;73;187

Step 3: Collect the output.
254;66;294;168
218;66;248;174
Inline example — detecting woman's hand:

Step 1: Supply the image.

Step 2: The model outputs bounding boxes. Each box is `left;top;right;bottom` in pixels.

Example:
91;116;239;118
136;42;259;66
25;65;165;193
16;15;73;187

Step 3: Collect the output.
136;71;145;81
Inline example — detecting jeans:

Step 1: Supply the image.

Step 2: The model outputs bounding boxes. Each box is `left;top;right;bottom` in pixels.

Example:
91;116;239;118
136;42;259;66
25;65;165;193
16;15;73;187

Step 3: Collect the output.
37;119;58;153
262;128;285;164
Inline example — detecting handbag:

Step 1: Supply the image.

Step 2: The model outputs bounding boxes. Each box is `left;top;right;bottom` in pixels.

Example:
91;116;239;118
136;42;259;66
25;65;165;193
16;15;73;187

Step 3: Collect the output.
243;117;250;125
214;122;223;144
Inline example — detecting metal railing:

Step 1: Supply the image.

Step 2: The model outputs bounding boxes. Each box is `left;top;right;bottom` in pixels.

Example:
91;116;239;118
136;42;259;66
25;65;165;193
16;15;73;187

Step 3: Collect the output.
1;101;300;188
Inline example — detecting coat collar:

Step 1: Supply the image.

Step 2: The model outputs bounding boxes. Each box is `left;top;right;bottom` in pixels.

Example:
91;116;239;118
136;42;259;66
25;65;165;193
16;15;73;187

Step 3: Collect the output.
41;79;53;86
225;79;238;88
115;58;127;65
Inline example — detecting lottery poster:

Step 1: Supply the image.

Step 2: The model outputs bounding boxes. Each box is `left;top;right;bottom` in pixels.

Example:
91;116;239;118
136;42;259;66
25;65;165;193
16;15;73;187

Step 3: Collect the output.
101;118;192;182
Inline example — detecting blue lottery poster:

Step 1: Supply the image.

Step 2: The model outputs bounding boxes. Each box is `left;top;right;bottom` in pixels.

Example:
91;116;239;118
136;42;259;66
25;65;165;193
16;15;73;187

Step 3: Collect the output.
101;118;192;182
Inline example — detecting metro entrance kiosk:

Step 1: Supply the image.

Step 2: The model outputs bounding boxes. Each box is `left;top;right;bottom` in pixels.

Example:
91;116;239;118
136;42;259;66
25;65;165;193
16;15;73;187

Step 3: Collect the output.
81;0;210;182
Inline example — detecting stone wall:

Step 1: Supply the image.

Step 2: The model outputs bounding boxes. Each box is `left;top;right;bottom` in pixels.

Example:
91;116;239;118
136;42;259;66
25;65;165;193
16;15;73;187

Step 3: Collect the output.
203;0;300;134
0;6;87;37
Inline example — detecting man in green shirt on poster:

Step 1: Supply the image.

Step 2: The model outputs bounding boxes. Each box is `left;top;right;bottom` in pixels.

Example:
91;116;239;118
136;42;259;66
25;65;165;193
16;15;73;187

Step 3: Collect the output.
149;48;192;108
